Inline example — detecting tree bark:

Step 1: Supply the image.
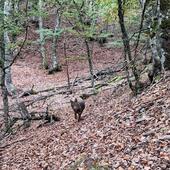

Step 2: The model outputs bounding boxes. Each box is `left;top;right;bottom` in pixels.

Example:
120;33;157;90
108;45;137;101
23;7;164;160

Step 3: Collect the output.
38;0;48;69
0;0;11;130
145;0;167;81
4;0;16;95
85;40;94;88
49;8;61;74
1;70;11;131
117;0;138;93
160;0;170;69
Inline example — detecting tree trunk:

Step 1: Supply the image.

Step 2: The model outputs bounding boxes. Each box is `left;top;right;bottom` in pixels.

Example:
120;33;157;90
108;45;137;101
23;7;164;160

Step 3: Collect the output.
85;40;94;88
4;0;16;95
49;8;61;74
118;0;139;93
0;0;11;130
1;69;11;131
160;0;170;69
145;0;167;82
64;42;70;88
38;0;48;69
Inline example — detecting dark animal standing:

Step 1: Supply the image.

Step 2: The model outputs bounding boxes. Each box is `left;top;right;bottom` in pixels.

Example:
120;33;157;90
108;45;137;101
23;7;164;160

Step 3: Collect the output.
70;97;85;121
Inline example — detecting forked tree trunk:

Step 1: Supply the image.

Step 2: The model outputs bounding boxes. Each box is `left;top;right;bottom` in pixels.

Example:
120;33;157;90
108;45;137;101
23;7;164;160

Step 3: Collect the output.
118;0;140;94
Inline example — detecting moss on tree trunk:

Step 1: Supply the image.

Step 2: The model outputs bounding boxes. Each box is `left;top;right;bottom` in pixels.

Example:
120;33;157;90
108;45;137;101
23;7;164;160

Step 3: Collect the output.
161;0;170;69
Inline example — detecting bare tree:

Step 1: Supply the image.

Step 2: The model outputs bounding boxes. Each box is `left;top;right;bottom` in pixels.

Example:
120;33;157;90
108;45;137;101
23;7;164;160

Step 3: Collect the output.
117;0;141;94
72;0;95;88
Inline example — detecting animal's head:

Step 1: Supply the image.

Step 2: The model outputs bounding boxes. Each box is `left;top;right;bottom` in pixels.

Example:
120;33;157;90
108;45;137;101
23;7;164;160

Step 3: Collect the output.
70;98;78;104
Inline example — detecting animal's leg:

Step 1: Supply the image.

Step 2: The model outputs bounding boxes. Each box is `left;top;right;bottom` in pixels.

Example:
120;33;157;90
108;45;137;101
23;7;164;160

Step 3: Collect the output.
74;112;77;119
78;113;81;122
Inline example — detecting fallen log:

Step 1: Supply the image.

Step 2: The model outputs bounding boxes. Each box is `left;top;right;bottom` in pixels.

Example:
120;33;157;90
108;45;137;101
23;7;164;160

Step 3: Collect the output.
19;89;37;98
25;89;72;107
19;85;37;98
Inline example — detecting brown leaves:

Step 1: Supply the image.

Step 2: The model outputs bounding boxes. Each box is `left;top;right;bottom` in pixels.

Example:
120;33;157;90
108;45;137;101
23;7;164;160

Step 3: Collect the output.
1;23;170;169
1;77;170;169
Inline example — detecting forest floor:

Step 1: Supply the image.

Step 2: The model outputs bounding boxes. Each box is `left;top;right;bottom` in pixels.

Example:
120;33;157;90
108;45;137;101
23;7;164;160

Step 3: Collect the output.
0;22;170;170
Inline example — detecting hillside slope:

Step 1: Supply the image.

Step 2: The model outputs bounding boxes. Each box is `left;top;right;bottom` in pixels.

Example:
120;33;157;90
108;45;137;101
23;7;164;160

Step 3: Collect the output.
1;73;170;169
